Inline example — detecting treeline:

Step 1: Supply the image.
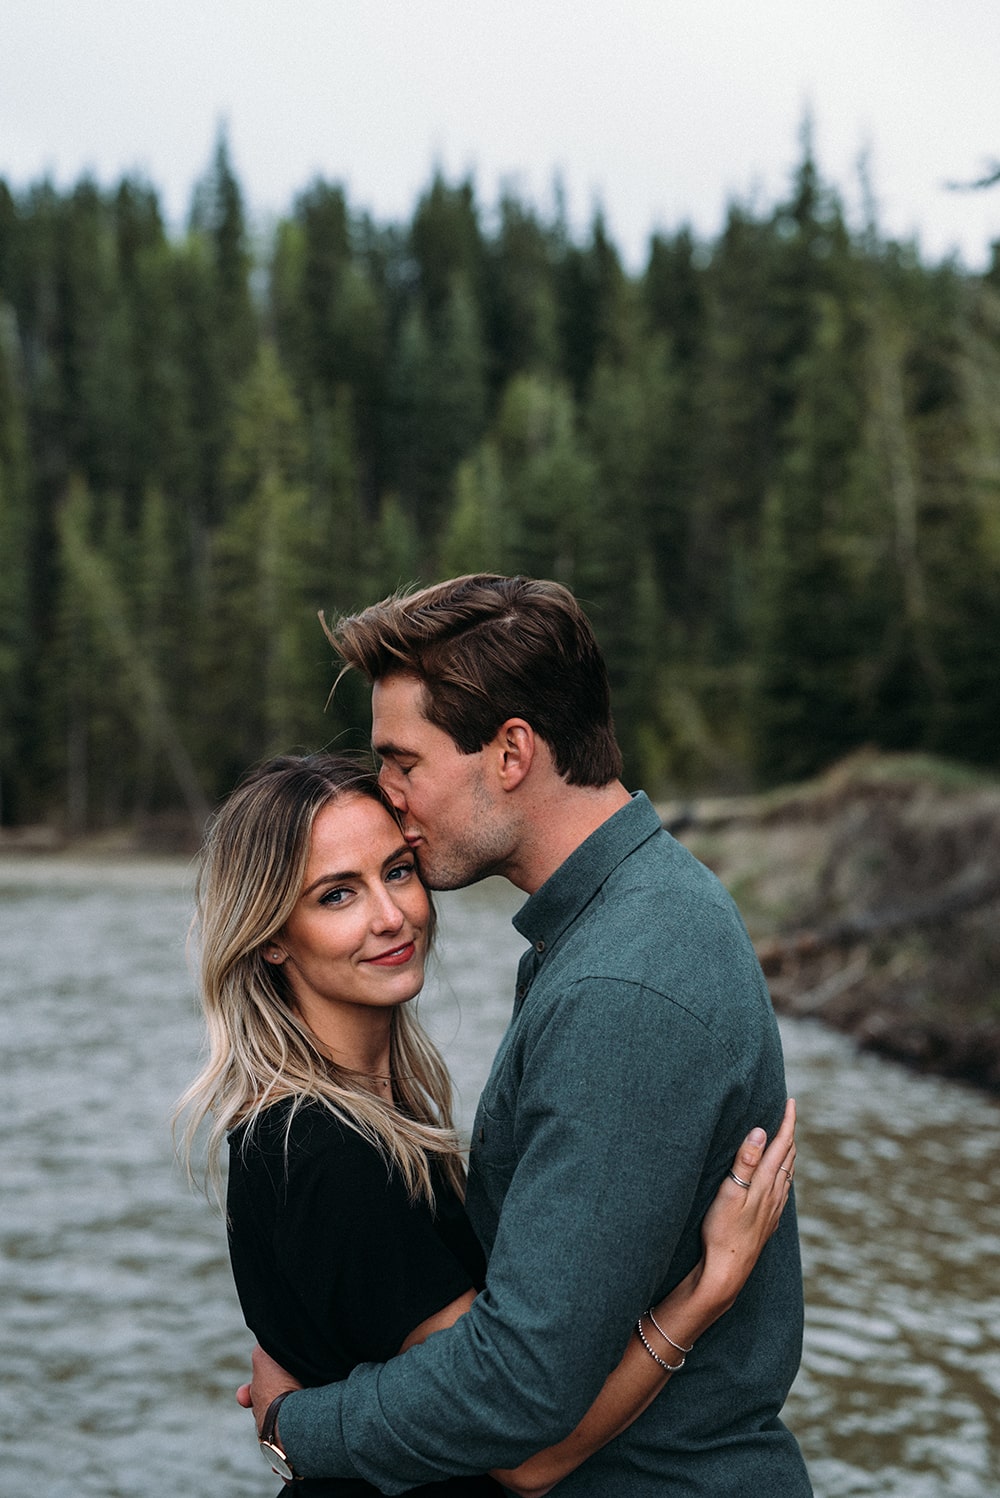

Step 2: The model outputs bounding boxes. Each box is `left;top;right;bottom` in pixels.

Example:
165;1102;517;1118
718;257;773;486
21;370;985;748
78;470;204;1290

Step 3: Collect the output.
1;130;999;834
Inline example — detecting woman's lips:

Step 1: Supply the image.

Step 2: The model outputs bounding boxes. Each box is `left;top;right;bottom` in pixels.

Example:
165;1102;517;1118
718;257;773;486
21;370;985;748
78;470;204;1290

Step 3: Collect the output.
364;940;416;967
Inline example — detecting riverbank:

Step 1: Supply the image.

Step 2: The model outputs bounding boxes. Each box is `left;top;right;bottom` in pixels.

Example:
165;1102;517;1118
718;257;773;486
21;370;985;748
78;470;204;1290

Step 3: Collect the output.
665;750;1000;1095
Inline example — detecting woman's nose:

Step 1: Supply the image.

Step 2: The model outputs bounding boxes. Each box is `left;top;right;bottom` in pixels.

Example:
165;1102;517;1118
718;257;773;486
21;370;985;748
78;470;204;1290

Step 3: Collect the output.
371;889;406;931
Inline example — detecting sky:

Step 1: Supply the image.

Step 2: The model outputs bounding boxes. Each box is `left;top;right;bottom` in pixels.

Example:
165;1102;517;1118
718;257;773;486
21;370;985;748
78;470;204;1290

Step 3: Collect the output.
1;0;998;271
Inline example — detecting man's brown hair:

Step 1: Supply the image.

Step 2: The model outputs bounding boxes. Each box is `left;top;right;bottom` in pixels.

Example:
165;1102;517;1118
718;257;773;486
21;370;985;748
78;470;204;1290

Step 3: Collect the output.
329;574;623;787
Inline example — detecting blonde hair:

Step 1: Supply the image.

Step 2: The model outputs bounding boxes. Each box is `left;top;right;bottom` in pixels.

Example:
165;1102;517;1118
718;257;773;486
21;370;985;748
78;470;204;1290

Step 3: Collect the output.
176;753;464;1206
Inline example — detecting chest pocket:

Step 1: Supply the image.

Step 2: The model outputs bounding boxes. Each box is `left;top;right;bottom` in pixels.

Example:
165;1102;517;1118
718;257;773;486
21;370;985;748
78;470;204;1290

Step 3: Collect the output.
471;1094;517;1177
468;1026;522;1212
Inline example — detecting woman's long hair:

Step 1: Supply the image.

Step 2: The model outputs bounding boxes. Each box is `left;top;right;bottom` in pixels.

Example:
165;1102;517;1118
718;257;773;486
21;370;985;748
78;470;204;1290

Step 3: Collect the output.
175;753;464;1206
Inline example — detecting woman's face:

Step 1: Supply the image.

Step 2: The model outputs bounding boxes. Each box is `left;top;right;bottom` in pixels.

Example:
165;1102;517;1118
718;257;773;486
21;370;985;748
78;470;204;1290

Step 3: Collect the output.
267;793;430;1042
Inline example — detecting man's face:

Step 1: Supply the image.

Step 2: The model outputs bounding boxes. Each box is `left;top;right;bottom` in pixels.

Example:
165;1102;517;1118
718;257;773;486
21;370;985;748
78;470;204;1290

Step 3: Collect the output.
371;674;516;890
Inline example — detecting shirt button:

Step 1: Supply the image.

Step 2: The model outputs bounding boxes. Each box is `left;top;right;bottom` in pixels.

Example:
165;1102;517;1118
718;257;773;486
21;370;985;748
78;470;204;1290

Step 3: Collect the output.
535;939;546;953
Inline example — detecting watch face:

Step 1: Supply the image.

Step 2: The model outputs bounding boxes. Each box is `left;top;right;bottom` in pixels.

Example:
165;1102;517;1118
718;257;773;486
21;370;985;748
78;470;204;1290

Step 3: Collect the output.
260;1439;295;1481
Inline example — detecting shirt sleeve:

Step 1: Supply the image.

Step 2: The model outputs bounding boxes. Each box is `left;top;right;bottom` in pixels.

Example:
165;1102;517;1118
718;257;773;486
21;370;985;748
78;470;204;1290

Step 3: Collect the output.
278;978;747;1491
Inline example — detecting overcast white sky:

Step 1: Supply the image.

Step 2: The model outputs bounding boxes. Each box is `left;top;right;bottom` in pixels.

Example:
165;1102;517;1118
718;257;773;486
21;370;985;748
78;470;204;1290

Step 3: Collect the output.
2;0;998;269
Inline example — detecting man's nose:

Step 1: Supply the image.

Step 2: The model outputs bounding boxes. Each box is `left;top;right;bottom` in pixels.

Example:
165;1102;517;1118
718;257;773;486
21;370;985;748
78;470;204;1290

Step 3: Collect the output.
378;768;407;812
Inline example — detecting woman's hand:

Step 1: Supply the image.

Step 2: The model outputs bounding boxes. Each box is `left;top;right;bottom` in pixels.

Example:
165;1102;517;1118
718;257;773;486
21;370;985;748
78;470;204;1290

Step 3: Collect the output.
696;1097;797;1308
236;1343;302;1434
635;1099;798;1375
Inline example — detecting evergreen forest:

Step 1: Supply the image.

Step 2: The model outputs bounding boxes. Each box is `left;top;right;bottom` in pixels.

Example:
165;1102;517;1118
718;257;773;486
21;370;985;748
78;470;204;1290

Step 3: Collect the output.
1;130;999;839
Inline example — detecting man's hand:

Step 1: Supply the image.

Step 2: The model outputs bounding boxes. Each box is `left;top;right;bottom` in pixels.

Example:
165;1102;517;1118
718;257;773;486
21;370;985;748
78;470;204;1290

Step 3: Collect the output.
236;1343;302;1433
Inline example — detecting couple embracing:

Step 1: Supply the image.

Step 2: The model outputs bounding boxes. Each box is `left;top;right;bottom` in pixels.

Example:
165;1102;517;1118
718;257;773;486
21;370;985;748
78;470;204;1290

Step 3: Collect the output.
182;573;811;1496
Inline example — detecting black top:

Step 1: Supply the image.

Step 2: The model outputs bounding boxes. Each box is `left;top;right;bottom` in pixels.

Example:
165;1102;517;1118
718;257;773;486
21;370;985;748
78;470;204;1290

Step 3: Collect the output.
227;1099;501;1498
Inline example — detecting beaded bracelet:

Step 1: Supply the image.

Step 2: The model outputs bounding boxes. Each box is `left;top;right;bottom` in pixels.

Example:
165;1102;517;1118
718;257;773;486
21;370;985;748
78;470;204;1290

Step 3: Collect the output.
647;1308;694;1355
635;1314;685;1371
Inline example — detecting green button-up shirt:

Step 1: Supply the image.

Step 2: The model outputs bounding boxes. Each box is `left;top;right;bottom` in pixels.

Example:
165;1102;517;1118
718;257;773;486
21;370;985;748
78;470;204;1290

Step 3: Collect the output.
282;791;811;1495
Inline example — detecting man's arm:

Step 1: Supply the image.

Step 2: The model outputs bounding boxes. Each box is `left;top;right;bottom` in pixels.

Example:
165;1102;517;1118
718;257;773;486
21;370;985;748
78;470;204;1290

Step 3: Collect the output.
262;980;758;1492
242;1105;796;1498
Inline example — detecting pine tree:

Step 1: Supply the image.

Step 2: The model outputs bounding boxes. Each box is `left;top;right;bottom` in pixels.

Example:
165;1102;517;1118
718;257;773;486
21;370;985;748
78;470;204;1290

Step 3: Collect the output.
493;373;598;590
189;129;257;384
386;275;487;543
753;287;875;784
0;299;32;821
199;343;329;786
555;209;624;398
436;441;508;577
183;131;260;527
409;172;485;322
484;192;560;388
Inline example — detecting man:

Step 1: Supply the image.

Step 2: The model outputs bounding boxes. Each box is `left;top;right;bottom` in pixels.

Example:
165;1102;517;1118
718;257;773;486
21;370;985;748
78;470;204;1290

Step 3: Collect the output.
244;574;811;1494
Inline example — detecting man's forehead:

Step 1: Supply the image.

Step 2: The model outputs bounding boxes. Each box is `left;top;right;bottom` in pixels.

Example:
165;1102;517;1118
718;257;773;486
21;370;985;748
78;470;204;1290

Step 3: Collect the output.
371;675;431;751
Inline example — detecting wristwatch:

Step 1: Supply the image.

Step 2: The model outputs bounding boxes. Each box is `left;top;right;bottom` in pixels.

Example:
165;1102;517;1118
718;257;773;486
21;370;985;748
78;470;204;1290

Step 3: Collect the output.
259;1390;299;1482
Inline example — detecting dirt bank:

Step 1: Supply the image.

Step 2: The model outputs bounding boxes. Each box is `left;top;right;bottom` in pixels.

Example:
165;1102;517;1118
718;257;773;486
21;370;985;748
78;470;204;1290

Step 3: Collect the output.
664;750;1000;1096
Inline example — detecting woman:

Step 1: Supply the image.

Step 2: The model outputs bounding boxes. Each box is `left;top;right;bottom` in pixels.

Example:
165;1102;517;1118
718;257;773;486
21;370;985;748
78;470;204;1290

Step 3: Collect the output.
179;753;796;1497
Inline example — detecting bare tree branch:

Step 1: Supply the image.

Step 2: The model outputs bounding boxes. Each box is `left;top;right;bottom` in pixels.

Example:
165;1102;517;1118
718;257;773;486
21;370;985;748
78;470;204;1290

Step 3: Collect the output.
945;159;1000;191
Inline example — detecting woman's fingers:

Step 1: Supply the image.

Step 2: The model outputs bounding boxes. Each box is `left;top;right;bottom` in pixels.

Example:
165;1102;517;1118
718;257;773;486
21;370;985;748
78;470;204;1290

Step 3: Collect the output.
727;1123;768;1190
729;1098;797;1192
759;1099;796;1185
779;1138;796;1180
699;1100;799;1278
733;1125;767;1176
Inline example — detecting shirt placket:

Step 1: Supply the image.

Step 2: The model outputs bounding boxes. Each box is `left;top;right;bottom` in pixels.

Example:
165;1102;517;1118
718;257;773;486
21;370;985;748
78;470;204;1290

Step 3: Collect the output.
513;936;547;1015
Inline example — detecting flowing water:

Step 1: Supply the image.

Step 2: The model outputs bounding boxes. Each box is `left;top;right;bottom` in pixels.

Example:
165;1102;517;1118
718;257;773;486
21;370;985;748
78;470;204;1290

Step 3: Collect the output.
2;854;998;1497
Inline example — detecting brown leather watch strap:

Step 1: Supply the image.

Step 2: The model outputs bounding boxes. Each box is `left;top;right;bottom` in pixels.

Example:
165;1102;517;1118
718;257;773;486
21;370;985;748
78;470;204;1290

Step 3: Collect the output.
259;1390;299;1482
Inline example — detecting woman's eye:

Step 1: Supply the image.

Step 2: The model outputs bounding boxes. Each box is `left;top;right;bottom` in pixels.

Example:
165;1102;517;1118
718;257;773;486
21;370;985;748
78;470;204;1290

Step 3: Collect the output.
319;886;352;906
386;861;416;883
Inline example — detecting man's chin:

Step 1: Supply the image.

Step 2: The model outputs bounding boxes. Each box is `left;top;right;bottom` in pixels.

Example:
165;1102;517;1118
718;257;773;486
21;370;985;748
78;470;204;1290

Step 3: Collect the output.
415;850;490;892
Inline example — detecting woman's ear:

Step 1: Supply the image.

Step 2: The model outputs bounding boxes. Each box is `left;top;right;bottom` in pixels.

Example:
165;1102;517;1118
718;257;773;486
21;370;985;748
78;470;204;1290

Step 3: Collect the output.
263;944;287;965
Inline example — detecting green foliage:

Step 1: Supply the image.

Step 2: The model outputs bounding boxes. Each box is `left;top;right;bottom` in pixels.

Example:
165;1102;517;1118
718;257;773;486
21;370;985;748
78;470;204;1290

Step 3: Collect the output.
2;128;999;832
0;303;31;819
437;443;508;577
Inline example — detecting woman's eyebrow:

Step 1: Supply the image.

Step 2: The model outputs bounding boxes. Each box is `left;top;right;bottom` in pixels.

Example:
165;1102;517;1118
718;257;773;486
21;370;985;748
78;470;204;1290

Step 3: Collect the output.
300;844;412;896
301;868;359;895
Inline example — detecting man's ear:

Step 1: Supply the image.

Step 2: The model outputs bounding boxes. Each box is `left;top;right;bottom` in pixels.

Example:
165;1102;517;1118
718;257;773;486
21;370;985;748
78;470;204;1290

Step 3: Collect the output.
493;719;535;789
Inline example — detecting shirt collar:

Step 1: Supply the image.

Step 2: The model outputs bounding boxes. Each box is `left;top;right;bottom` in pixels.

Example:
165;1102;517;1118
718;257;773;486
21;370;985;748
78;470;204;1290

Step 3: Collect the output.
512;791;662;950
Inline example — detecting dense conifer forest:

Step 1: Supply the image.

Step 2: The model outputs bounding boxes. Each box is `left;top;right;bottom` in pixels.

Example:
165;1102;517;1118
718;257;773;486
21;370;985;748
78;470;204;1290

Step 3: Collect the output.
1;130;998;837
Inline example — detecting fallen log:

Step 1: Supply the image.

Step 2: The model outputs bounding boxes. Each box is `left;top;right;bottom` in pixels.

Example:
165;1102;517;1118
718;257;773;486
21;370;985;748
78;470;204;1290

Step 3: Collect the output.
755;866;1000;974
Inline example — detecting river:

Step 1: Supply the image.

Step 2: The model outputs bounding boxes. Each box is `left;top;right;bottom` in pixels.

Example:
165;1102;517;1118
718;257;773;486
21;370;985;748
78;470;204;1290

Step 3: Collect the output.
2;854;998;1497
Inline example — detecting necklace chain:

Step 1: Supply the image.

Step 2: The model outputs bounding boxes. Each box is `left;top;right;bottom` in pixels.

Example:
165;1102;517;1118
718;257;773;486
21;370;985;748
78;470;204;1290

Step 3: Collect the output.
357;1071;392;1089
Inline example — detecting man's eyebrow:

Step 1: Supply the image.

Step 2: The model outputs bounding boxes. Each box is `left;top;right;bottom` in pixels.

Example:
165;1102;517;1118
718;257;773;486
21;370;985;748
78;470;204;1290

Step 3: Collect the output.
372;740;413;760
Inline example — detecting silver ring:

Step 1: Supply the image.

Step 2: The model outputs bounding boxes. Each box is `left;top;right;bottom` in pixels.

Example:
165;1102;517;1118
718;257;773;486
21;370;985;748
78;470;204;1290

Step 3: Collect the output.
728;1170;752;1189
779;1166;793;1179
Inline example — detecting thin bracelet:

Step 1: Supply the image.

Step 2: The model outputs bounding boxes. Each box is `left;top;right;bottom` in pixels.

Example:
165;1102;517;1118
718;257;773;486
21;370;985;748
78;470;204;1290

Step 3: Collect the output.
646;1308;694;1355
636;1314;685;1372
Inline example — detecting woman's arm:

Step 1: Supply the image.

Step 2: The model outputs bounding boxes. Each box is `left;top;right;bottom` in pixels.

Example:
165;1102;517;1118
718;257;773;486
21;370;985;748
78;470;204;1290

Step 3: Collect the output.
402;1101;797;1498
